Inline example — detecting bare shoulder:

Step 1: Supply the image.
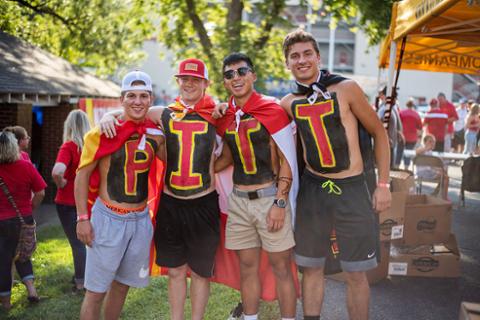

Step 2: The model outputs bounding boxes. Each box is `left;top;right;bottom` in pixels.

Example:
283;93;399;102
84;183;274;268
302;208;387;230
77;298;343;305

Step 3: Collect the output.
329;79;363;99
280;93;297;117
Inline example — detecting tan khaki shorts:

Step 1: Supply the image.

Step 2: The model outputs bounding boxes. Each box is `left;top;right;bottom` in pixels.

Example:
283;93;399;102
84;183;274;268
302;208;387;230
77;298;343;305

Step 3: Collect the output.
225;192;295;252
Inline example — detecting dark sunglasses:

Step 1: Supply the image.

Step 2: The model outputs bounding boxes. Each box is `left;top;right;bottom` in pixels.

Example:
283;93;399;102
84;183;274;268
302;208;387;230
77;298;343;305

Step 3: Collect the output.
223;67;252;80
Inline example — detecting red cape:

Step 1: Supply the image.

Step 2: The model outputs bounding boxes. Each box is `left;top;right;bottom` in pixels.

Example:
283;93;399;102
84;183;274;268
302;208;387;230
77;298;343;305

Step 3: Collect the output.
216;91;290;137
78;119;163;216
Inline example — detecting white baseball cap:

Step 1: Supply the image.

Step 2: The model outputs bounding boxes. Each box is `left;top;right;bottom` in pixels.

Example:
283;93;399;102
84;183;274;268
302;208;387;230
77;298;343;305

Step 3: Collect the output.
121;70;153;93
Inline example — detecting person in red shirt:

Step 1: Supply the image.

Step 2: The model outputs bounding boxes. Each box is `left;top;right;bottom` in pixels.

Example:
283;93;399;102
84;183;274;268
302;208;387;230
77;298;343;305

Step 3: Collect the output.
51;110;91;292
0;131;46;311
438;93;459;152
3;126;31;162
400;99;422;168
423;98;449;152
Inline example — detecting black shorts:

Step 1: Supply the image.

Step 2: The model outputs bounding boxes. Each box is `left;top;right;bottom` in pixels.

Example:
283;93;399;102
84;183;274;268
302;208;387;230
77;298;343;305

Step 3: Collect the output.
452;129;465;148
154;191;220;278
294;170;379;272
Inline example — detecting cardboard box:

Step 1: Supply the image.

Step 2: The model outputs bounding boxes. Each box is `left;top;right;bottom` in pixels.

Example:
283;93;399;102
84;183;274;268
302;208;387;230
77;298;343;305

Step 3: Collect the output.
388;234;460;278
390;170;415;194
401;194;452;245
327;241;391;285
459;302;480;320
378;192;406;242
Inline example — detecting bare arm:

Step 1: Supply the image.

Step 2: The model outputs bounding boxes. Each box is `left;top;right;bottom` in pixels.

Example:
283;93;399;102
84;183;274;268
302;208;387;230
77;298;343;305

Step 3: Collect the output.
279;94;294;119
31;190;45;211
267;144;292;232
214;141;233;172
347;81;391;212
74;161;98;247
51;162;67;188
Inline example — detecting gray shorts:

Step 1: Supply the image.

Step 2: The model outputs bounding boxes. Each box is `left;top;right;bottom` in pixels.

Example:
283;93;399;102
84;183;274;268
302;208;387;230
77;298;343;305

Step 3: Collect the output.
84;199;153;293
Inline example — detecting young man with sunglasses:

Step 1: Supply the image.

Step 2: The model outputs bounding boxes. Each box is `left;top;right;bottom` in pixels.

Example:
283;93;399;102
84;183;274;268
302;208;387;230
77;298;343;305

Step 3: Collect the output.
281;29;391;320
100;59;221;320
215;53;298;320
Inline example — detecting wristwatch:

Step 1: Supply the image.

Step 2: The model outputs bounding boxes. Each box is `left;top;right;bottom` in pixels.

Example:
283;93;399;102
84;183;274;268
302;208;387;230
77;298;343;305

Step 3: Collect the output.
273;198;287;208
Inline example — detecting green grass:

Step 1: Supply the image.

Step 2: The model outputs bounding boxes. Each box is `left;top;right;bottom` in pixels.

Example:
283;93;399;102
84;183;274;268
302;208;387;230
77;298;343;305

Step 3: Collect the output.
1;225;282;319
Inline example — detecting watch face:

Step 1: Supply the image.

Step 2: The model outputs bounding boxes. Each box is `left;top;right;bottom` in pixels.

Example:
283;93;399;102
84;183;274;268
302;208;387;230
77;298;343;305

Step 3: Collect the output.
276;198;287;208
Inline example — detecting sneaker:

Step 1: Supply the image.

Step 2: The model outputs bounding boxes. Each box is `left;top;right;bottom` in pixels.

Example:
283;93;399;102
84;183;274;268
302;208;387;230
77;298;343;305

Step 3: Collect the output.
227;302;243;319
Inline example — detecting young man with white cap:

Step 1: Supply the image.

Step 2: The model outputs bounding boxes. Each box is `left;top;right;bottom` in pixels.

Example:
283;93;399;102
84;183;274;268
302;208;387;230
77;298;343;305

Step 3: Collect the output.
75;70;164;320
100;59;221;320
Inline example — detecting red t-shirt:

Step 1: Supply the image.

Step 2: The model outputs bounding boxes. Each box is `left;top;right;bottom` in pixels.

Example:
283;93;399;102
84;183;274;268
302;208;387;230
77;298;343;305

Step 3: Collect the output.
440;101;458;134
54;141;81;206
20;151;31;162
400;109;422;143
0;160;47;220
423;110;449;142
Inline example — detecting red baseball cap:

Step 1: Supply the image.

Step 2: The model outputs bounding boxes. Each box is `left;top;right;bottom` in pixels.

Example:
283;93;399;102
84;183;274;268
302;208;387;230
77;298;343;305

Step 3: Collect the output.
430;98;438;105
175;58;209;80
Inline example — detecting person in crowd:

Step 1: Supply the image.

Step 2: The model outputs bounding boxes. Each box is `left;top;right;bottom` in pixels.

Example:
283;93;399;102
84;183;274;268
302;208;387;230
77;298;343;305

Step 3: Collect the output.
280;29;391;320
415;134;450;200
0;131;46;310
400;98;422;168
463;104;480;154
423;98;448;152
51;110;91;292
2;126;41;303
377;87;403;168
3;126;31;162
75;70;164;320
437;92;458;152
452;99;468;153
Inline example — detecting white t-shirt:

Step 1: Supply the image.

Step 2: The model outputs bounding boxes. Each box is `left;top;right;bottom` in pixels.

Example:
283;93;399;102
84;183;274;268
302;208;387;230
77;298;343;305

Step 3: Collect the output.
454;107;468;132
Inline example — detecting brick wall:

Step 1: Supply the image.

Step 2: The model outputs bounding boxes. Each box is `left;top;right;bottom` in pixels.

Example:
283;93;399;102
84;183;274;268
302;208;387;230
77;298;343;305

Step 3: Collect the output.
41;103;74;202
0;104;19;129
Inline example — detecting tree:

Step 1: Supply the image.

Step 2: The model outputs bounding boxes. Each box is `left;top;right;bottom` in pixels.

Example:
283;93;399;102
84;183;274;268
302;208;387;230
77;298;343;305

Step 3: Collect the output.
153;0;293;98
0;0;155;76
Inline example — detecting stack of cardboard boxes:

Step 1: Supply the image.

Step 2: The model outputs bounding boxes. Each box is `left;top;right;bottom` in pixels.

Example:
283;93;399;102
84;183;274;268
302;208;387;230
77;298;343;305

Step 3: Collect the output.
328;170;460;284
387;171;460;278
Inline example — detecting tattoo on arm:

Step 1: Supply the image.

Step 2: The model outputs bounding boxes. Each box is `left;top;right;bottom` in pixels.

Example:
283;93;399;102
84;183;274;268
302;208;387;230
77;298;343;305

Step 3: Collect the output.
277;176;292;196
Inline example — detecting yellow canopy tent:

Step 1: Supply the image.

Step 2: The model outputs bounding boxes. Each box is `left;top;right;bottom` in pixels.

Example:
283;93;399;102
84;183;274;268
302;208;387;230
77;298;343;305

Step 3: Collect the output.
377;0;480;129
379;0;480;75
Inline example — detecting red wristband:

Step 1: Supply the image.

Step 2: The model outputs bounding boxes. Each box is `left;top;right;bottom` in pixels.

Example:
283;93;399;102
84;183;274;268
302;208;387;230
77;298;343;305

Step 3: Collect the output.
77;214;89;222
377;182;390;188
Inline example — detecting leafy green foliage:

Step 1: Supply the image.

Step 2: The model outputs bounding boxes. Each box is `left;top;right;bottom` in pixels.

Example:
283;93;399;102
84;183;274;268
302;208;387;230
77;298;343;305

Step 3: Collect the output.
0;0;155;76
152;0;292;99
322;0;394;46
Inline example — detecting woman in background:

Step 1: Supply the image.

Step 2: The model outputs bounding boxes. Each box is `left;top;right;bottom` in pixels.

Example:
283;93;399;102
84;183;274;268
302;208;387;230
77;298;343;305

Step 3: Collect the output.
0;131;46;310
463;104;479;155
51;110;90;292
3;126;31;162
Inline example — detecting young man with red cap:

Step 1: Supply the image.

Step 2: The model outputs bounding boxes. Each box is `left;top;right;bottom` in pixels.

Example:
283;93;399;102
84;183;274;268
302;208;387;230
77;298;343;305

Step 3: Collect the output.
437;92;458;152
280;29;391;320
75;70;164;320
215;52;299;320
100;59;221;320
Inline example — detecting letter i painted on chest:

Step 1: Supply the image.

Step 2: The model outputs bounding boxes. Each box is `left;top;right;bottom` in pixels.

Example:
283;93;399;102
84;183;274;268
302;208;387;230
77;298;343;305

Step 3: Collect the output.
226;118;261;174
124;140;155;196
296;101;336;167
169;120;208;189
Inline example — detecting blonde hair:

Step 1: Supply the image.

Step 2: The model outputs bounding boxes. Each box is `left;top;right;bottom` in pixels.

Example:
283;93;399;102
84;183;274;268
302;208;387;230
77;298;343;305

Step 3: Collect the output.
0;131;20;164
63;110;91;150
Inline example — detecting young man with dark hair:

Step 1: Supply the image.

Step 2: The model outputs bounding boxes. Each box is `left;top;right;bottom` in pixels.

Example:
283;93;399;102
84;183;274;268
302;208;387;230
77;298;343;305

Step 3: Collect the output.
281;29;391;320
75;70;164;320
215;52;298;320
437;92;459;152
100;59;221;320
